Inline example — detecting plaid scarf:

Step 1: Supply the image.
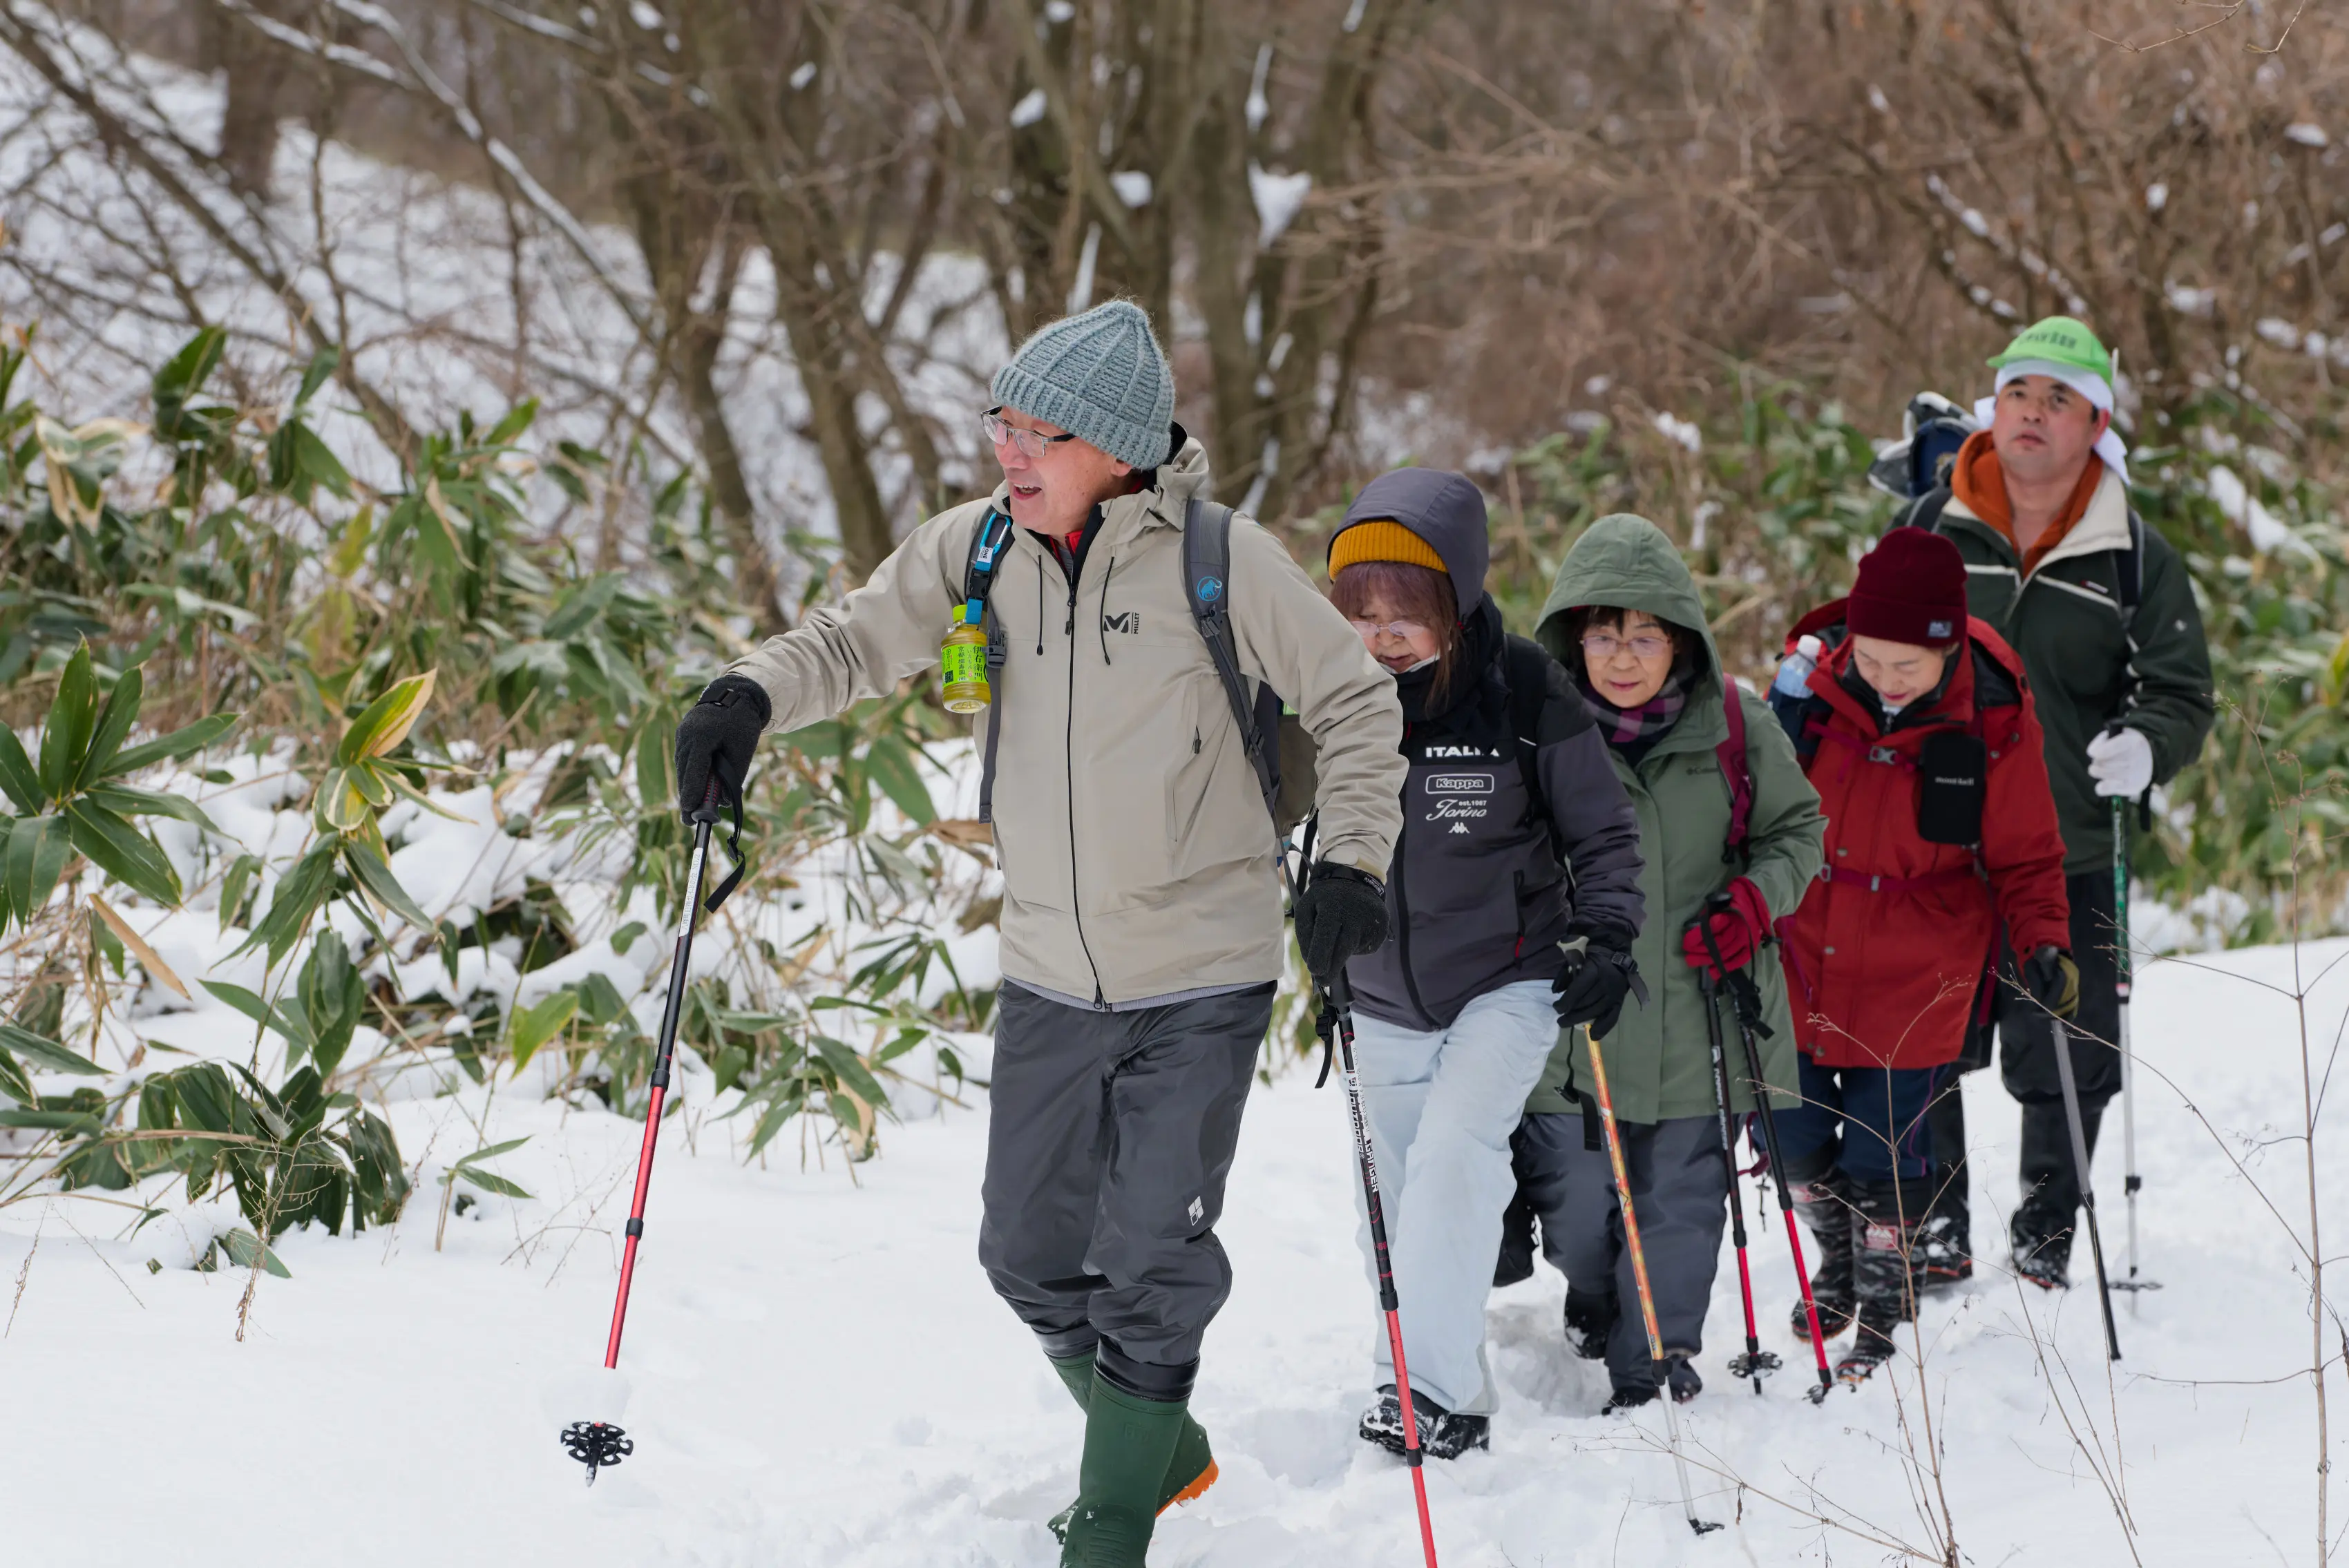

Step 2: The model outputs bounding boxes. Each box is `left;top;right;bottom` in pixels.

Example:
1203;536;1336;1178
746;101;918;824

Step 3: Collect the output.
1577;669;1690;751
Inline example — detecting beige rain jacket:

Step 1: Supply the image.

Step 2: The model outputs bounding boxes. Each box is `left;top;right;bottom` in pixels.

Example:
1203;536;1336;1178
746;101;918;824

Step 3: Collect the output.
730;437;1405;1007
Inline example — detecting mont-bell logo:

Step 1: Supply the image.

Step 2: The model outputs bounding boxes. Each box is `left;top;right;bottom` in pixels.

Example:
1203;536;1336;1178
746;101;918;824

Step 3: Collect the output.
1927;618;1954;638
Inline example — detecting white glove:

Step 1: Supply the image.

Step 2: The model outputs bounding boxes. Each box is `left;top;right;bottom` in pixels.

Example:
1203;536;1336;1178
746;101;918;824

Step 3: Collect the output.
2086;726;2154;798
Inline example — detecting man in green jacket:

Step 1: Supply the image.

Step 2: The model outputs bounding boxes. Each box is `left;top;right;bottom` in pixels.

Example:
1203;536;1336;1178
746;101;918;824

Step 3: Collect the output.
1501;514;1825;1406
1901;316;2214;1288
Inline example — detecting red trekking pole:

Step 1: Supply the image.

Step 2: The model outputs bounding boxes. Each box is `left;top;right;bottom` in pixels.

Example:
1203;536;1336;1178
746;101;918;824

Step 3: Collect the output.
1700;896;1833;1404
561;778;736;1482
1324;970;1441;1568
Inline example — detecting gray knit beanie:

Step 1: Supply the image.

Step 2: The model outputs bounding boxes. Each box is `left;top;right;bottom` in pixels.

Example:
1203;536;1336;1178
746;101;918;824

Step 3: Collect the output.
989;299;1175;470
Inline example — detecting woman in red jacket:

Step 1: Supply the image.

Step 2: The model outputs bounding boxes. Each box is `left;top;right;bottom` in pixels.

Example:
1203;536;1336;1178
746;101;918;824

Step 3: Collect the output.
1770;528;2077;1382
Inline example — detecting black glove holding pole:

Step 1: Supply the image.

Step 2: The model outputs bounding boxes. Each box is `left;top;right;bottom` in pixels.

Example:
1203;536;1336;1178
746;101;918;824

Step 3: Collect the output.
673;673;770;822
1552;942;1646;1040
1294;861;1389;984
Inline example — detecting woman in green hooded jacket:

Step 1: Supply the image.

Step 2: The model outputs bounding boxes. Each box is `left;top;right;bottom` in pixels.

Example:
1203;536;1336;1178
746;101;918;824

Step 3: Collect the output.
1497;513;1825;1408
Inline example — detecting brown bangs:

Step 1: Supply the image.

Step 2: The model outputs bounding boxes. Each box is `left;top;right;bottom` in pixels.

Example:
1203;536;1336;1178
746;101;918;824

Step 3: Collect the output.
1331;561;1463;703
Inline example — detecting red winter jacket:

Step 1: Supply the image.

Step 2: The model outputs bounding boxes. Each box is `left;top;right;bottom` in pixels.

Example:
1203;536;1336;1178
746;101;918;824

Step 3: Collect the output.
1780;609;2070;1070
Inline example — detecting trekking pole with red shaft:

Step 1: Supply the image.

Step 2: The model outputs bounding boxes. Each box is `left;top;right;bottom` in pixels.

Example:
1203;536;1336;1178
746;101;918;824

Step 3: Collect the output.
1696;959;1776;1391
1700;895;1834;1405
1324;969;1441;1568
1584;1025;1722;1535
561;777;739;1484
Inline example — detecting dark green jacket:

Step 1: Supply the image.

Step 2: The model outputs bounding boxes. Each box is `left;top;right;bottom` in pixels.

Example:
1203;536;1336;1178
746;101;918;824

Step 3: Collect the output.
1910;465;2214;876
1524;515;1824;1126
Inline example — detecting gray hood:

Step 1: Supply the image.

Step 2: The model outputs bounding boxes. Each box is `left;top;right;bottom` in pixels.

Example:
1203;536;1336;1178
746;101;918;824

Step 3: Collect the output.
1329;468;1491;616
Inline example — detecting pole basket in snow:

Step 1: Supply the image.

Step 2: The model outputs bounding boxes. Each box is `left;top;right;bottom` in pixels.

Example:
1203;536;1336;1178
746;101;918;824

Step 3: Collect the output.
560;1421;635;1485
560;777;743;1484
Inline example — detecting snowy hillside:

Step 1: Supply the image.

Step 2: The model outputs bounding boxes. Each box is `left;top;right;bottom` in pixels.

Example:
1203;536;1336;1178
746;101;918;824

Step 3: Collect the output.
4;928;2342;1566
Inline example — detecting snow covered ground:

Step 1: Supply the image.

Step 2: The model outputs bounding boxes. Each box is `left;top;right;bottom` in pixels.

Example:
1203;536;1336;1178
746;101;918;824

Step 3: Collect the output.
5;931;2344;1565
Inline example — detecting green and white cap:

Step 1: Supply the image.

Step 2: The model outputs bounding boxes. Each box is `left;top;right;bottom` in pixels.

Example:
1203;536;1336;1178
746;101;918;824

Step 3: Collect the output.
1976;315;2128;480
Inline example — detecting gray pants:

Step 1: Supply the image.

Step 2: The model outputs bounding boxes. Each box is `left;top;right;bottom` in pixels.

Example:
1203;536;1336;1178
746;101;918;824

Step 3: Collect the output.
976;981;1272;1383
1513;1110;1727;1391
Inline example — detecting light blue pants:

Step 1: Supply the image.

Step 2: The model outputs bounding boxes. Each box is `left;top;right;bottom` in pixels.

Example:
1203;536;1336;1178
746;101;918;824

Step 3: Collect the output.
1349;980;1560;1415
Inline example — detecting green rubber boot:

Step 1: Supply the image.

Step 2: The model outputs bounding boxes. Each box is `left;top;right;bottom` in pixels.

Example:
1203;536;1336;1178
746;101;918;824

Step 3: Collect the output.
1045;1355;1217;1542
1059;1372;1190;1567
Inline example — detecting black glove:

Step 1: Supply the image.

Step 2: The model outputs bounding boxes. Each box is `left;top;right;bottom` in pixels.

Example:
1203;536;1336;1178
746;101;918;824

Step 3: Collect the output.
673;673;770;822
2021;944;2080;1020
1552;944;1644;1040
1294;861;1389;983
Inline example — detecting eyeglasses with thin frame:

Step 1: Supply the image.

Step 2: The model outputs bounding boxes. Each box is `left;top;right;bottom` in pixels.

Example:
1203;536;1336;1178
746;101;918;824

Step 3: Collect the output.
1581;632;1673;660
1351;618;1430;642
982;408;1079;461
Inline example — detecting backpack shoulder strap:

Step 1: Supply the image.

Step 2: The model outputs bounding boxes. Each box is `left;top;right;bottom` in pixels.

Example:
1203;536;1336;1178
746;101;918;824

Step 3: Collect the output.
1502;636;1554;831
1716;680;1755;863
2121;508;2145;612
1183;497;1280;825
1901;485;1954;536
966;508;1016;824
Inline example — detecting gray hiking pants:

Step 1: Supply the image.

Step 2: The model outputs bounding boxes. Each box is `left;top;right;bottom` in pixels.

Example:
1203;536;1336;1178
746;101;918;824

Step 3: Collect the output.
1515;1110;1727;1392
976;981;1272;1385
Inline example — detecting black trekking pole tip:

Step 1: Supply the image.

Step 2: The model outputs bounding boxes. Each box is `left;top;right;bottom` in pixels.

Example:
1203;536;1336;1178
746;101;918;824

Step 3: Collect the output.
560;1420;634;1485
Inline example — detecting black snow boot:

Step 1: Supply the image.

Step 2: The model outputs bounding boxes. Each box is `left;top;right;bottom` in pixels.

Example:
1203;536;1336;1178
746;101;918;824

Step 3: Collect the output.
1836;1181;1925;1386
1563;1287;1617;1362
1602;1355;1698;1412
1914;1211;1972;1289
1789;1169;1855;1341
2010;1195;2074;1290
1358;1385;1488;1460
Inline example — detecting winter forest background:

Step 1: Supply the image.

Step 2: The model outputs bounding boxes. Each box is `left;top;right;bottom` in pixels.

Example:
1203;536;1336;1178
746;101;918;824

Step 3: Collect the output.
2;2;2348;1565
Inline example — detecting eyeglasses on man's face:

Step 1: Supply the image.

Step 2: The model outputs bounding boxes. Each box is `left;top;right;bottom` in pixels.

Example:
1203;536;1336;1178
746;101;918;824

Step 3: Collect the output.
982;408;1079;461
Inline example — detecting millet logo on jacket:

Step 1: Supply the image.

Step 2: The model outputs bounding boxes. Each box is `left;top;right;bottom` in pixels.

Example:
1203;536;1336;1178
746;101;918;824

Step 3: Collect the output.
1102;611;1140;635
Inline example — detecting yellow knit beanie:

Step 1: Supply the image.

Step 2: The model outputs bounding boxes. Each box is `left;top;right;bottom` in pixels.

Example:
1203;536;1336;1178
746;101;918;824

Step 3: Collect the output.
1329;519;1447;579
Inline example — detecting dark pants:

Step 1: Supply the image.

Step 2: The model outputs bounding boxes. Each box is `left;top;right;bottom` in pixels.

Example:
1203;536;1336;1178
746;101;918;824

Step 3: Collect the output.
1510;1111;1727;1392
1778;1056;1939;1184
1934;870;2122;1232
976;982;1271;1390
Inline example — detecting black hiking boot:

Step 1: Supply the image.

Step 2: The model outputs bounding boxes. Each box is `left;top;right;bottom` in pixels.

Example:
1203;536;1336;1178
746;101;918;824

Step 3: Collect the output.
1790;1171;1855;1341
1563;1287;1617;1362
2010;1197;2074;1290
1914;1212;1972;1289
1836;1182;1923;1386
1358;1385;1488;1460
1602;1355;1699;1411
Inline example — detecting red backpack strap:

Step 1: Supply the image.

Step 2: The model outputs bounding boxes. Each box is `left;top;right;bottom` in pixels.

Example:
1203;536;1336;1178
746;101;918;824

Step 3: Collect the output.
1715;680;1755;863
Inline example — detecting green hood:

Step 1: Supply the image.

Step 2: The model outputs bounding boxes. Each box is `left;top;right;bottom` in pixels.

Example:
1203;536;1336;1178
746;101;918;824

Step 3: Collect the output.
1535;513;1722;696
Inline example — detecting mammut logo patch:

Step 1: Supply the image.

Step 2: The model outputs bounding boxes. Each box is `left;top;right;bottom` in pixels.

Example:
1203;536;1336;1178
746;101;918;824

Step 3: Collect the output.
1102;611;1140;635
1425;773;1493;794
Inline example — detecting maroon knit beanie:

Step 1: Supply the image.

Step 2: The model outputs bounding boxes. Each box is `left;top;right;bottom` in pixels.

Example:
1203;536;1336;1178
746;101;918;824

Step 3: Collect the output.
1847;527;1969;646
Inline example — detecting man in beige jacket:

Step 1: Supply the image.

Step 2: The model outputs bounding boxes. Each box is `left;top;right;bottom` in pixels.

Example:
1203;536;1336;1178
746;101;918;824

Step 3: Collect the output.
673;299;1403;1565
